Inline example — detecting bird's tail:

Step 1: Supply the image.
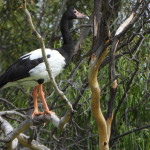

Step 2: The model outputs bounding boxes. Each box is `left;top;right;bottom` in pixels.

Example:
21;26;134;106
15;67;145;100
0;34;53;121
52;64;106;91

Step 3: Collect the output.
0;72;8;88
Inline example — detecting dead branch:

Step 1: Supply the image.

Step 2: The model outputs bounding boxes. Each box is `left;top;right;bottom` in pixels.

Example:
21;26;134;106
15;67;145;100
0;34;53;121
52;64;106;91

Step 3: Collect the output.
110;124;150;143
0;116;50;150
113;59;139;121
115;0;145;36
18;133;50;150
0;98;18;109
106;0;144;142
0;116;18;150
0;111;26;119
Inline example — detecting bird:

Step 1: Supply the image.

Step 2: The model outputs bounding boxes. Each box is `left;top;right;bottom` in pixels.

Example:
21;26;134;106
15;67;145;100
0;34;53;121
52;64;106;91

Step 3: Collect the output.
0;6;89;118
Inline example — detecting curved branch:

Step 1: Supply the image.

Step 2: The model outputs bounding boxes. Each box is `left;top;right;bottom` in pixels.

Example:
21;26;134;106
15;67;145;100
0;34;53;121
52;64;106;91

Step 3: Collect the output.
88;0;112;149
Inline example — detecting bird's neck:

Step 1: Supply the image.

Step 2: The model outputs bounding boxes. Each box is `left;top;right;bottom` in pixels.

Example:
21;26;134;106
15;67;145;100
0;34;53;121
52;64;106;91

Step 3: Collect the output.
59;16;74;65
60;17;73;45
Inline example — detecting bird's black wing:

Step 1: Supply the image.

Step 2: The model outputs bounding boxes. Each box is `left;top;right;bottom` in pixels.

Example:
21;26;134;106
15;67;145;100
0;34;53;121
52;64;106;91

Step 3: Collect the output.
0;52;44;88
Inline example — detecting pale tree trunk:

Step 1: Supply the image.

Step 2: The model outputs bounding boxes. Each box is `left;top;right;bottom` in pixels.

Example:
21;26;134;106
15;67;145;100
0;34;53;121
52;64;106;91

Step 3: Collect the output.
88;0;144;149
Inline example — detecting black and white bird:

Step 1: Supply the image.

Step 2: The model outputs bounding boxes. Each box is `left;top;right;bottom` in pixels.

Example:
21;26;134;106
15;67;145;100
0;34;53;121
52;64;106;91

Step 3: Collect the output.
0;7;88;118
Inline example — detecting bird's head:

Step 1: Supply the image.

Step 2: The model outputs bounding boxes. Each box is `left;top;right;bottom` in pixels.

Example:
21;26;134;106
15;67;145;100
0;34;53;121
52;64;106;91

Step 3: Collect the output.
65;6;89;20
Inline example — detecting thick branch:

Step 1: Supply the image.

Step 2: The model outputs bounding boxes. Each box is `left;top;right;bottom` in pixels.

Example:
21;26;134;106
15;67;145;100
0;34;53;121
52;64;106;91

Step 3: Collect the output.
0;116;50;150
107;37;119;120
0;116;18;150
88;54;109;150
18;133;50;150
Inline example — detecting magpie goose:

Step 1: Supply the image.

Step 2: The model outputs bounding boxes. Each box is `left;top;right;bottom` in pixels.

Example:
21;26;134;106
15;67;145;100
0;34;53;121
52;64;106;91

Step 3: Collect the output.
0;7;88;118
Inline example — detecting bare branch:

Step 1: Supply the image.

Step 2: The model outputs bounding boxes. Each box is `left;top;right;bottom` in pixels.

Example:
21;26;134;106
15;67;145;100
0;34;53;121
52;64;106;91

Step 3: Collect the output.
0;98;18;109
0;116;50;150
0;111;26;119
110;124;150;143
0;116;18;150
115;0;145;36
18;133;50;150
113;59;139;121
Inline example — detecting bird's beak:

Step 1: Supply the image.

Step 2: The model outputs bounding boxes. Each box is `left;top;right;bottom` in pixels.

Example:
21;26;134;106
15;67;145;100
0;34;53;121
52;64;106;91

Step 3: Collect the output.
74;9;89;20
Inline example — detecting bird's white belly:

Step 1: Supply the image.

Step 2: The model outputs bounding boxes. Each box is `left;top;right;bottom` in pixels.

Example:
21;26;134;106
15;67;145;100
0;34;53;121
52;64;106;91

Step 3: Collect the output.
29;51;66;79
3;49;66;88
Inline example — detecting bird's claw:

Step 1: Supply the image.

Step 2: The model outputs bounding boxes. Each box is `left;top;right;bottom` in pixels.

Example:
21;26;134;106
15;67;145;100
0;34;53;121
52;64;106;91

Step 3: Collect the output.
43;110;55;119
31;110;55;119
31;111;44;119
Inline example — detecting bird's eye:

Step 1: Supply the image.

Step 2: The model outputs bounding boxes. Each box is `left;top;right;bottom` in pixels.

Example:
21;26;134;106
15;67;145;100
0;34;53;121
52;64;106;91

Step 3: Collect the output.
74;11;76;13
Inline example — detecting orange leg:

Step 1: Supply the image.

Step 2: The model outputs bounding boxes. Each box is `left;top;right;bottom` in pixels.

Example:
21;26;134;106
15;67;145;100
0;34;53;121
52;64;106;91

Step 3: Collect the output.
31;86;43;118
39;84;55;118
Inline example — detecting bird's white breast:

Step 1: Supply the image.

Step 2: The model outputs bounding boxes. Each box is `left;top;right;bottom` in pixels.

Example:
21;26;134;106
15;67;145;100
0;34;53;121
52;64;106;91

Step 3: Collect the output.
29;49;66;81
4;49;66;88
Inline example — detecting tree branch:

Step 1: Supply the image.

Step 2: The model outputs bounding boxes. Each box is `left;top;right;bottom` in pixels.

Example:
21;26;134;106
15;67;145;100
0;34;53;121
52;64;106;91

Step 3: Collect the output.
115;0;144;36
0;116;50;150
18;133;50;150
0;116;18;150
110;124;150;143
0;110;26;119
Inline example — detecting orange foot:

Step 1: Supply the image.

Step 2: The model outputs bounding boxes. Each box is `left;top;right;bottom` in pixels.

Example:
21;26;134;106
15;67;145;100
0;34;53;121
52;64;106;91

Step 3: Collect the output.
38;84;55;119
31;111;44;119
43;110;55;118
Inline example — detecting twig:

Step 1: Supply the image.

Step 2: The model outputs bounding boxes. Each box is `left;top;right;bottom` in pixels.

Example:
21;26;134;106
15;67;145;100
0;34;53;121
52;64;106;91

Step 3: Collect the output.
0;110;26;119
0;98;18;109
110;124;150;143
113;59;139;121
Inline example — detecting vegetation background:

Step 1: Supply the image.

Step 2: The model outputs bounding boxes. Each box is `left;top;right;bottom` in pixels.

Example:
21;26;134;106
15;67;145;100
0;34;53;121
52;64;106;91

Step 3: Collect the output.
0;0;149;149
